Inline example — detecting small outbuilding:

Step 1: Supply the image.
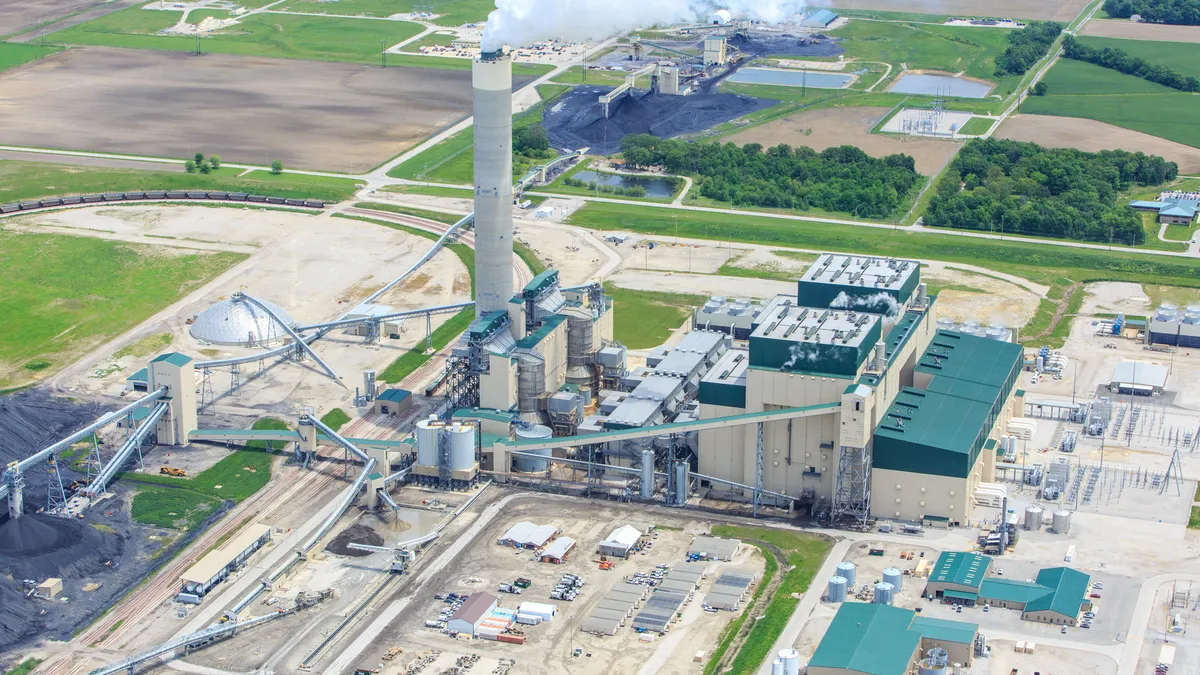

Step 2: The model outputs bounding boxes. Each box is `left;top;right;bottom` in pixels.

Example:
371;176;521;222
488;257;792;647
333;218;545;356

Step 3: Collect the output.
447;592;499;635
498;521;558;549
540;536;577;563
688;535;740;561
36;578;63;600
598;525;643;558
375;388;414;416
1108;360;1168;396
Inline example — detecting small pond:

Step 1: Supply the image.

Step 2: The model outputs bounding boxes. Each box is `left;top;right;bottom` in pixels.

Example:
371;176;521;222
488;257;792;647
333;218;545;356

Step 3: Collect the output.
888;73;993;98
726;67;853;89
570;170;679;198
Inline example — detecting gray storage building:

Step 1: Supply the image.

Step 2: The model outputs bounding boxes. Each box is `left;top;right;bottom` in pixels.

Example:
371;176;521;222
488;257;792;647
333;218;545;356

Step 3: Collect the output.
689;536;740;561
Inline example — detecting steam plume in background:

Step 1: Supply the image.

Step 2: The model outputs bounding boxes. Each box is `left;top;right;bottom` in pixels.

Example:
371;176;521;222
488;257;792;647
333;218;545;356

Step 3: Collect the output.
829;291;901;318
481;0;809;52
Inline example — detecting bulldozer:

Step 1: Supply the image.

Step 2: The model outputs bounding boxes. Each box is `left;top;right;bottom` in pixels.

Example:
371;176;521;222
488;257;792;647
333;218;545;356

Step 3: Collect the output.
160;466;188;477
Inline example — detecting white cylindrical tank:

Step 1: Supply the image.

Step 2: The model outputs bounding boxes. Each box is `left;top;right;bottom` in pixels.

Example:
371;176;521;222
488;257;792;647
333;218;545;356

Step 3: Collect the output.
1025;505;1043;530
674;461;688;505
779;649;800;675
512;424;553;472
883;567;902;591
640;449;654;499
1053;509;1072;534
918;646;949;675
836;561;857;586
874;582;894;605
416;417;442;467
447;423;476;471
827;576;848;602
771;659;784;675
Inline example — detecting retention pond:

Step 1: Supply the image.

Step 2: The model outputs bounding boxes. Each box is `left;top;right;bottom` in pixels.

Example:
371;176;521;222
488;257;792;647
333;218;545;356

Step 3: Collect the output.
726;67;852;88
570;170;680;198
888;73;994;98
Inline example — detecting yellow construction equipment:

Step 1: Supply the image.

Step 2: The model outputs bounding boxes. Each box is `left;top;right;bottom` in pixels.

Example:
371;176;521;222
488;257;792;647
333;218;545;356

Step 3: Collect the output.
160;466;188;477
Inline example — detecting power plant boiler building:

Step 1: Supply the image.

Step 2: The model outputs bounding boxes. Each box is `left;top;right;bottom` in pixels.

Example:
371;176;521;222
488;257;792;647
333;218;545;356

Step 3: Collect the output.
697;254;1024;526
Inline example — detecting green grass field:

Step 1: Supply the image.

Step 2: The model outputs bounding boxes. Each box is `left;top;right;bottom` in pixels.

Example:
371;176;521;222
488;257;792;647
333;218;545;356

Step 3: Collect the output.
399;31;456;53
0;42;62;73
379;184;473;199
50;7;423;65
1024;59;1200;148
277;0;494;26
705;526;831;675
0;231;244;388
0;160;361;204
131;487;219;530
1075;35;1200;74
957;117;996;135
320;408;351;432
603;284;708;348
2;659;44;675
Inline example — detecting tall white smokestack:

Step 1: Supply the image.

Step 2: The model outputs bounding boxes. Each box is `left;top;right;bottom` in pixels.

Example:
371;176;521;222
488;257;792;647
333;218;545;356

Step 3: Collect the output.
472;49;514;317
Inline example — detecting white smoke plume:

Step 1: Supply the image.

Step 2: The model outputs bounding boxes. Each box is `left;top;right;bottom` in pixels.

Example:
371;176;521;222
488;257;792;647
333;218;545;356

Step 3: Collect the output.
780;343;820;371
829;291;901;318
481;0;809;52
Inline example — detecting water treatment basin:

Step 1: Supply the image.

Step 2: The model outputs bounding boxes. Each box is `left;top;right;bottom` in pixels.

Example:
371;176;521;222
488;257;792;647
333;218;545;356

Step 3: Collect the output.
570;170;680;199
888;73;993;98
726;67;853;89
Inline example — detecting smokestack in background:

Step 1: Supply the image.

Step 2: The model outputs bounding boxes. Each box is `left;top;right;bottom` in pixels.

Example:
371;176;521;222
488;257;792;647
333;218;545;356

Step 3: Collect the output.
471;50;514;317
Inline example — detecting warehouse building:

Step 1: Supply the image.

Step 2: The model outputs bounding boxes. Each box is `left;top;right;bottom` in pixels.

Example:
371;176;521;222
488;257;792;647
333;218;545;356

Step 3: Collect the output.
1107;360;1168;396
802;9;840;27
374;388;413;416
540;536;576;563
923;551;991;602
178;523;271;603
807;602;978;675
598;525;644;558
688;535;741;561
978;567;1091;626
497;521;558;549
448;592;500;635
697;254;1025;526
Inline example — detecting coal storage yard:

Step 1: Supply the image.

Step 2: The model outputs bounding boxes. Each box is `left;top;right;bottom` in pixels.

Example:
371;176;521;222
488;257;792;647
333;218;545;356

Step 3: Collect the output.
543;86;777;154
326;523;385;557
726;32;844;58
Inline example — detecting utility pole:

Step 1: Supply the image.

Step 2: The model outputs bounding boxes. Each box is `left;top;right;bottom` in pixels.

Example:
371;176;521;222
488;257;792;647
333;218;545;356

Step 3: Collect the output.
195;31;200;56
382;39;387;68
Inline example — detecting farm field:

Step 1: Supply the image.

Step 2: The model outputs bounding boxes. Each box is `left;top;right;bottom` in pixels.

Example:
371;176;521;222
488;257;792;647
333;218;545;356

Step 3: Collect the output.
1081;18;1200;42
1023;59;1200;148
995;115;1200;172
277;0;495;26
0;0;107;38
49;6;424;64
0;229;245;389
0;47;475;173
727;106;963;176
827;0;1092;21
1074;35;1200;72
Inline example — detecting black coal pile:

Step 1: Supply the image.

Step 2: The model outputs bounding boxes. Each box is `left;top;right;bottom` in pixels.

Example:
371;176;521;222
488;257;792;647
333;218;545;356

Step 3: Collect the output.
0;583;35;648
727;32;844;58
544;86;776;154
0;513;125;580
326;523;384;557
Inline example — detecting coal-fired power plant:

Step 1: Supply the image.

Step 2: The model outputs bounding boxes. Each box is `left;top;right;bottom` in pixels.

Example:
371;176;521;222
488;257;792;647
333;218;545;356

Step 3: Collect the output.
472;49;515;316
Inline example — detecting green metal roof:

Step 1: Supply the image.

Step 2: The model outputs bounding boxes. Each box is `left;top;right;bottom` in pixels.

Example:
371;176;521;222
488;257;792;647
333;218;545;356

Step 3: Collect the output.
469;311;509;338
809;603;921;675
979;578;1052;605
916;331;1022;391
884;310;923;363
516;313;566;350
522;270;559;298
910;616;978;645
873;388;992;478
377;388;411;403
367;471;384;480
1025;567;1090;617
151;352;193;367
453;408;517;424
929;551;991;590
126;367;148;383
943;590;978;601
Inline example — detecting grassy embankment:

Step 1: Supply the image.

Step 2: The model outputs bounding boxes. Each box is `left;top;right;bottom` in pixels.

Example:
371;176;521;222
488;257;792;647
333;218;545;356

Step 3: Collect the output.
2;659;44;675
128;417;288;530
0;43;61;73
320;407;351;432
0;160;362;204
704;526;832;675
957;117;996;135
0;229;244;389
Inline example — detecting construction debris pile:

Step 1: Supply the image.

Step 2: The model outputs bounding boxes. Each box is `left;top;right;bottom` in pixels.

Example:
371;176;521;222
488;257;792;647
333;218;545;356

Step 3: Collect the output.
543;86;775;154
325;523;385;557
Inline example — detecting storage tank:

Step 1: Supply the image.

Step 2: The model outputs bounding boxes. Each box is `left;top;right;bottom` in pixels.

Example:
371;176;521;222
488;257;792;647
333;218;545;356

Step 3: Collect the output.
917;647;949;675
674;461;688;505
517;353;546;416
771;659;784;675
874;582;894;605
566;308;596;385
778;649;800;675
512;424;553;472
836;561;857;586
416;417;442;467
363;369;377;401
936;318;955;331
447;423;476;471
1052;509;1072;534
1025;504;1043;530
826;576;848;602
640;449;654;499
882;567;902;591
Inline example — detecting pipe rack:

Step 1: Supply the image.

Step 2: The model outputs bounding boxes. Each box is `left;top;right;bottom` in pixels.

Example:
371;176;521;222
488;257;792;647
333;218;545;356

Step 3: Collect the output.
239;292;342;383
86;402;170;497
14;387;167;473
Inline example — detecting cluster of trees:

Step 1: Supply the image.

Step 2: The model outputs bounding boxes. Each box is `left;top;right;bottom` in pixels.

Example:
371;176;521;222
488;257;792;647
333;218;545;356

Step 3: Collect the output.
1063;35;1200;91
1103;0;1200;25
513;124;556;177
925;138;1179;244
995;21;1064;76
184;152;221;174
618;134;921;218
561;176;648;197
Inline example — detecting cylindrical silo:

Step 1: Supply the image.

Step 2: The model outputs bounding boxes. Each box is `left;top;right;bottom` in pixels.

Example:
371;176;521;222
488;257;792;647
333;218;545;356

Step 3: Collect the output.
1025;504;1043;530
918;647;949;675
883;567;902;591
874;582;894;605
447;423;476;471
779;649;800;675
640;449;654;499
363;369;377;401
836;561;857;587
512;424;553;472
471;49;514;317
936;317;955;331
674;461;688;505
771;659;784;675
827;576;848;602
416;417;442;468
1052;509;1072;534
517;353;546;417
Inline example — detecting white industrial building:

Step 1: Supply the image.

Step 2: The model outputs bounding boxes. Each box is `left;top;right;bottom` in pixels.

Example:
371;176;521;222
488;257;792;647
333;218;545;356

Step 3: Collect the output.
1108;360;1169;395
498;521;559;549
447;592;499;635
178;523;271;603
598;525;644;558
540;536;577;563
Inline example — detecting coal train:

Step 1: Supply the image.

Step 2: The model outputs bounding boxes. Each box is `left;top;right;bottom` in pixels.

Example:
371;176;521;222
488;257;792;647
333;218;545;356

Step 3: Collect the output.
0;191;326;214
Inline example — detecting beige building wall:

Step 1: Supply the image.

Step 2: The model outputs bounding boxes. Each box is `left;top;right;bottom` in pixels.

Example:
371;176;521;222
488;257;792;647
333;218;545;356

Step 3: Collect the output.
920;637;973;666
480;354;518;410
534;320;568;393
148;358;197;446
872;455;981;524
1023;610;1075;626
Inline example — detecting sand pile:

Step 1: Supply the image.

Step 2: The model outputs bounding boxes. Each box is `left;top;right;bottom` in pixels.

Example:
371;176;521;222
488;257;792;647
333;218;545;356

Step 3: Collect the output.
325;524;384;557
544;86;776;154
0;514;124;580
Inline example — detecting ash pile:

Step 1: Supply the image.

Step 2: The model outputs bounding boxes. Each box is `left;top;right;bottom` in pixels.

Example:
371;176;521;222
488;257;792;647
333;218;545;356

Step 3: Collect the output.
727;32;844;58
543;86;776;154
325;523;384;557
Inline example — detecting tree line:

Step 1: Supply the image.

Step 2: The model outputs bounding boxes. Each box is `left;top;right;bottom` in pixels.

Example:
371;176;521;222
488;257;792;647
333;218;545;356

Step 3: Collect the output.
1063;35;1200;91
995;21;1064;76
925;139;1178;245
1103;0;1200;24
618;134;921;218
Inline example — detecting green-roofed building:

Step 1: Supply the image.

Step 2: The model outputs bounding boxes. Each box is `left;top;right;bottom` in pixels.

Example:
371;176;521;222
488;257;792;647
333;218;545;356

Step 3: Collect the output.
924;551;992;600
807;602;978;675
976;567;1092;626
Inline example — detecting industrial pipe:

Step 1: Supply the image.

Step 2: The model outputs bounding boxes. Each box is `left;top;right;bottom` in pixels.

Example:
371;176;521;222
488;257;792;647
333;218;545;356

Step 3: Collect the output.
87;402;170;496
307;415;370;463
14;387;167;473
293;301;474;333
238;292;342;383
